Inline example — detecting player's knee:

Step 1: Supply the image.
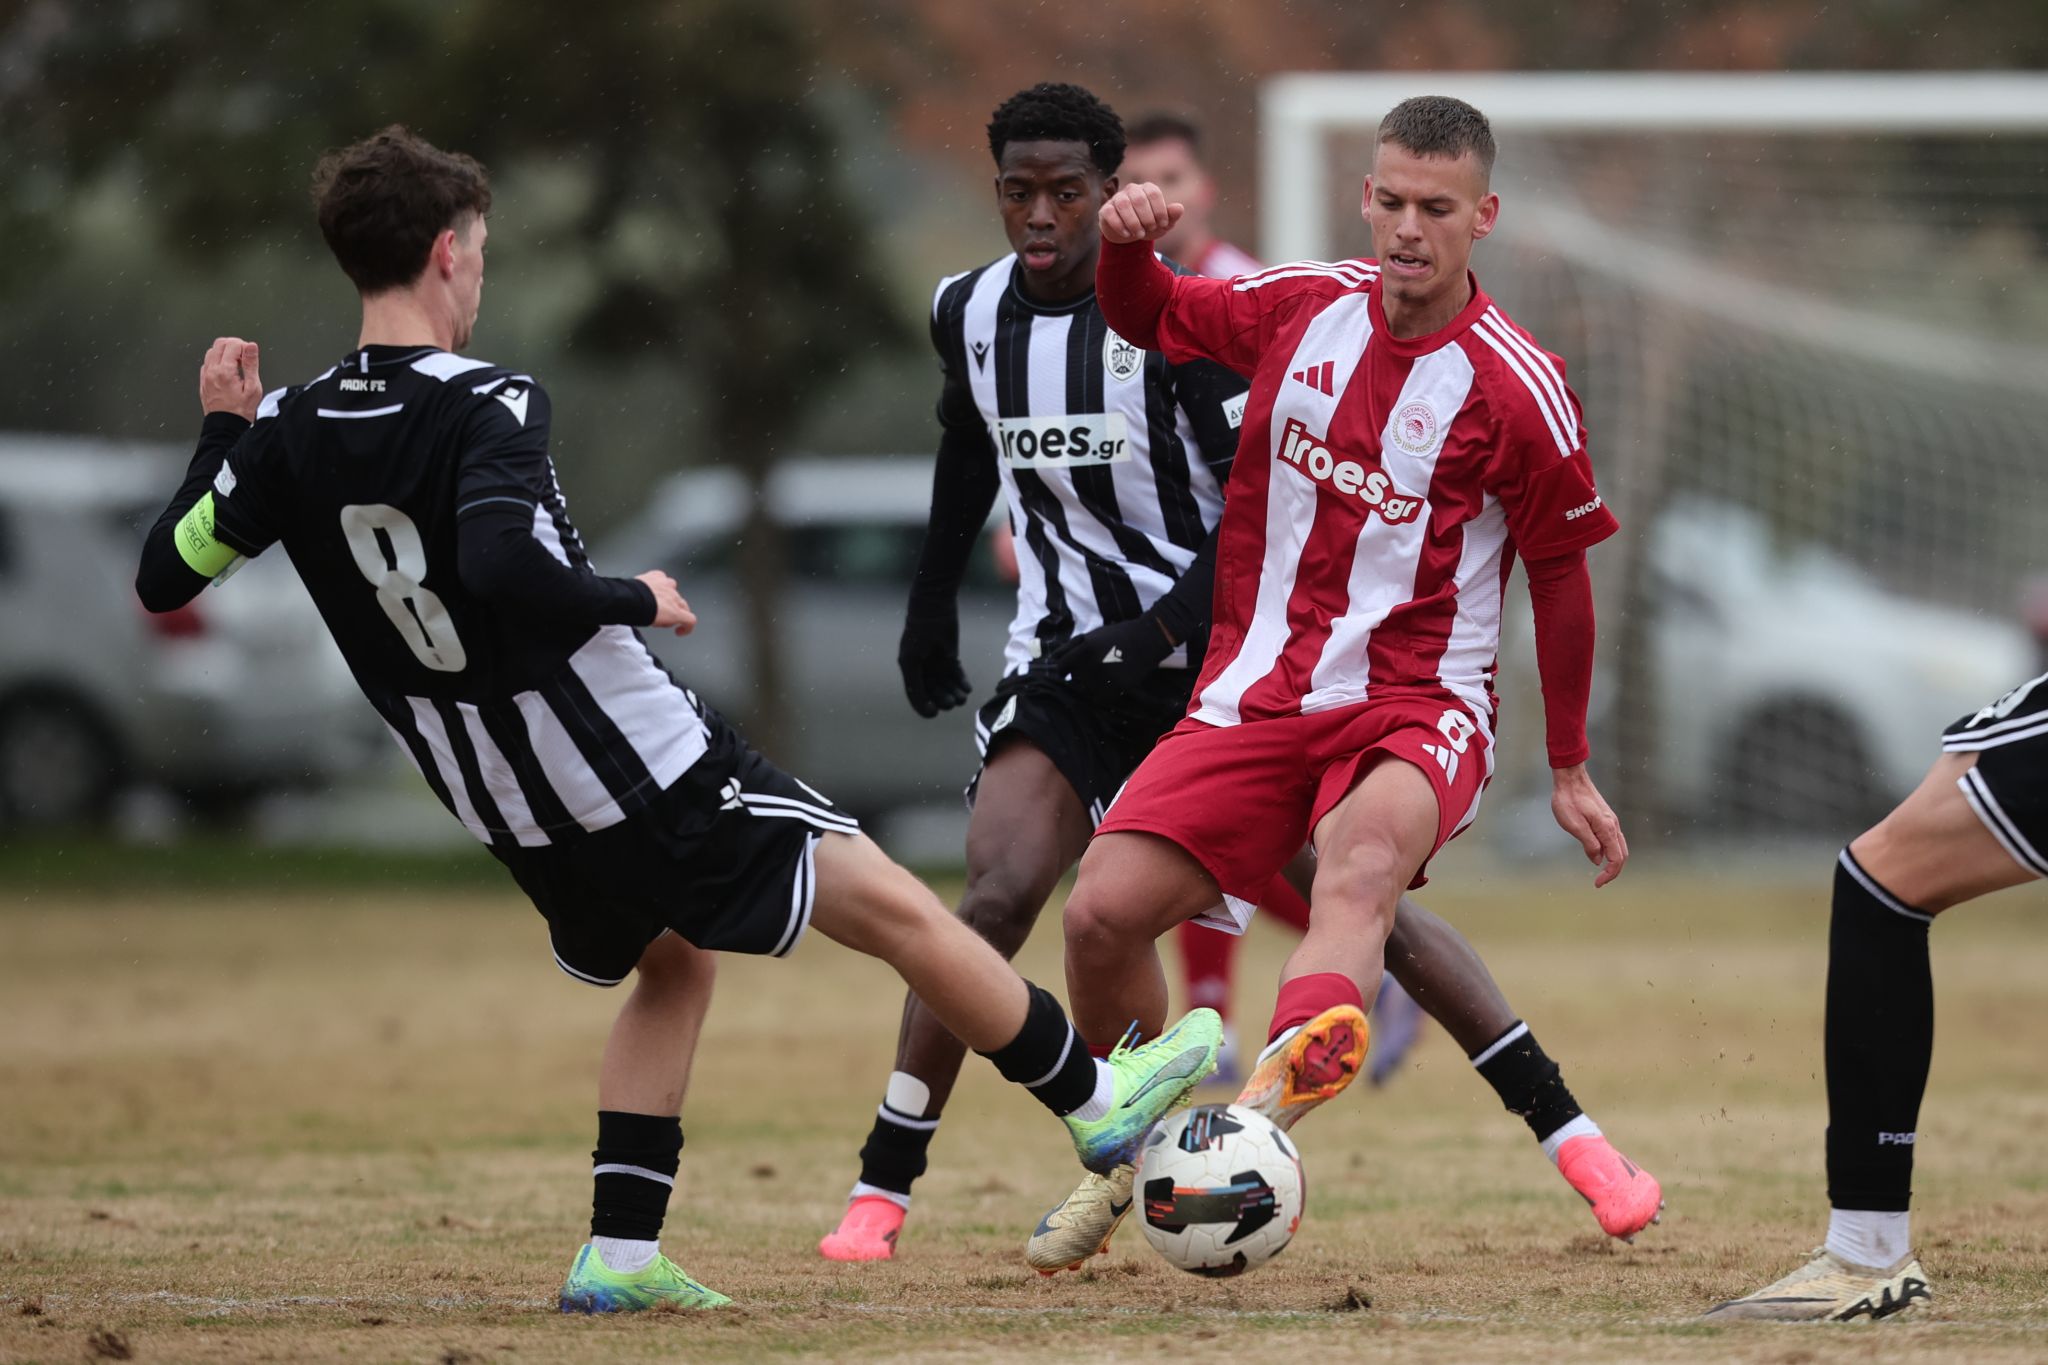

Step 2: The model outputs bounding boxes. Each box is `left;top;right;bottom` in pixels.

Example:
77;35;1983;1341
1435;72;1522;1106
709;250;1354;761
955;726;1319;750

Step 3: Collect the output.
957;876;1042;957
634;932;717;996
1312;838;1409;925
1062;885;1137;952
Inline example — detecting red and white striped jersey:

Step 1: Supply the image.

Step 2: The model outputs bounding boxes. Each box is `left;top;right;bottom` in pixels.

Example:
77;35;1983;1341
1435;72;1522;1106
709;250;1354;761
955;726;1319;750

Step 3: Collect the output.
1147;258;1620;728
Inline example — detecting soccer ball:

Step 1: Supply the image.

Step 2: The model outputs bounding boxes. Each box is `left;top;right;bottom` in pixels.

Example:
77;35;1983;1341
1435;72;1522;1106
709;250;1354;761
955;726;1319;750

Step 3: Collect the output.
1136;1103;1304;1277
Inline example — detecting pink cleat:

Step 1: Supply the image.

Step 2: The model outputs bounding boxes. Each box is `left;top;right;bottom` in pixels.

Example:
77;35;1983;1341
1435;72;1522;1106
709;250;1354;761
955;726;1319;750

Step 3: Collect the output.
1555;1134;1664;1241
818;1195;906;1262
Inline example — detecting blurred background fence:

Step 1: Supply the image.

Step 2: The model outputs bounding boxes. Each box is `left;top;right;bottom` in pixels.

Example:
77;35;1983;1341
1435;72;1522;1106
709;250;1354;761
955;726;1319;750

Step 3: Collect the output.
3;3;2045;867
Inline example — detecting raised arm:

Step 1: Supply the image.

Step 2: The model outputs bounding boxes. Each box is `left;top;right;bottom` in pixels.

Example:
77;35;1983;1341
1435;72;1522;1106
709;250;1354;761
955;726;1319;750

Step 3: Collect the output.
136;338;269;612
1098;183;1280;375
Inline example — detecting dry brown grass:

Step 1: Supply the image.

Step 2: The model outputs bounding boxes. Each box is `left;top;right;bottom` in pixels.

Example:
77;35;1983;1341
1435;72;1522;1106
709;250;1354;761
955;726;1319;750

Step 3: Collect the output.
3;851;2046;1362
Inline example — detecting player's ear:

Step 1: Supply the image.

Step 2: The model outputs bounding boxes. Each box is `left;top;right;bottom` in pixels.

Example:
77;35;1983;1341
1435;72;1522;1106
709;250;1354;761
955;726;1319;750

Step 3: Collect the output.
432;228;459;279
1100;173;1119;203
1359;175;1375;221
1472;191;1501;242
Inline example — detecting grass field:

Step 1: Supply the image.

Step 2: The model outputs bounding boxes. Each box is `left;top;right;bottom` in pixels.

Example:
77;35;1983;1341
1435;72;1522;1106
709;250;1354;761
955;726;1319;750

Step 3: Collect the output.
4;849;2047;1363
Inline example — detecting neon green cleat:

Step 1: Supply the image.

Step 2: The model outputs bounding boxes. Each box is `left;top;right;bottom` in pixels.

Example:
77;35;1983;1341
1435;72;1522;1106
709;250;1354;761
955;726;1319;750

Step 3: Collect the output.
558;1242;732;1313
1063;1008;1223;1174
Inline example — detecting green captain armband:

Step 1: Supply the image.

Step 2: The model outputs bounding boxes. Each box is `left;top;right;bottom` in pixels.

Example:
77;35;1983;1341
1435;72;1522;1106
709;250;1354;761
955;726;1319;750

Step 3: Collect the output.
174;491;242;579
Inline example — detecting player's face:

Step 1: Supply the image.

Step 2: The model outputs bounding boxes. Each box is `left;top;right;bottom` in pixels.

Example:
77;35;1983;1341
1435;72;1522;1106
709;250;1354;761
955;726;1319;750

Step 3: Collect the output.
448;214;487;351
996;140;1113;303
1362;143;1498;316
1119;137;1214;257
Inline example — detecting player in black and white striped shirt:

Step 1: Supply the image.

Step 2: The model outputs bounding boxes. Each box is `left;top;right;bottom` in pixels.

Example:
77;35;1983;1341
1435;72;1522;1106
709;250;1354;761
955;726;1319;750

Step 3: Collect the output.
135;124;1228;1315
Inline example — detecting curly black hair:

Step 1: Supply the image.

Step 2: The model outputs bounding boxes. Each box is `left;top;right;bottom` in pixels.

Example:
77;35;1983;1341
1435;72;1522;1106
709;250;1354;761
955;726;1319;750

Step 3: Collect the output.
987;83;1125;176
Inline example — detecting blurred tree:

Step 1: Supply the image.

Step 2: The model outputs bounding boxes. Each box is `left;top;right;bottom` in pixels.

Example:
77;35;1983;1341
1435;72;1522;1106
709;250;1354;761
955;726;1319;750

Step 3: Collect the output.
0;0;912;756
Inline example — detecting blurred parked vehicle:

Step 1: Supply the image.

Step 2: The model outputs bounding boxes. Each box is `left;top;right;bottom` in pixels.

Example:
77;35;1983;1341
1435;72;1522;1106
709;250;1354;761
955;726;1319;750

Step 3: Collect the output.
600;457;1011;813
0;436;385;829
1638;497;2033;830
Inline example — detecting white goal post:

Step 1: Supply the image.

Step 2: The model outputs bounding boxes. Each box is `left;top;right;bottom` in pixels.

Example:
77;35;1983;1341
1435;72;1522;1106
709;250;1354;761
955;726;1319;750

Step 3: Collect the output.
1254;72;2048;835
1259;71;2048;264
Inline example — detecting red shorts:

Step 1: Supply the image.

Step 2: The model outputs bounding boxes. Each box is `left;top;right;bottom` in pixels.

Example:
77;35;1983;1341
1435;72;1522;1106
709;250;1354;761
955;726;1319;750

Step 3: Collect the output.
1096;693;1495;918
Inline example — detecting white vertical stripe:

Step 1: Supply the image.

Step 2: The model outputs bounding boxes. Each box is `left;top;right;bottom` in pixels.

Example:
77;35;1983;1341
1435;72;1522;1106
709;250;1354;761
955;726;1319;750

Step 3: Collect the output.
1193;470;1315;726
1023;312;1108;638
512;691;627;832
964;263;1049;674
1434;493;1511;716
457;702;550;847
1472;321;1573;459
565;627;709;793
1299;310;1469;711
532;504;571;566
405;697;491;842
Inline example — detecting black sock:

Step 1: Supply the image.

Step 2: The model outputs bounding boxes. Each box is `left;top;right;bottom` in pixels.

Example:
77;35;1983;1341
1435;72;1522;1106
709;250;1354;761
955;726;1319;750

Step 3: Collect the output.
977;981;1099;1117
1826;849;1935;1213
590;1110;683;1241
857;1104;936;1197
1471;1021;1585;1142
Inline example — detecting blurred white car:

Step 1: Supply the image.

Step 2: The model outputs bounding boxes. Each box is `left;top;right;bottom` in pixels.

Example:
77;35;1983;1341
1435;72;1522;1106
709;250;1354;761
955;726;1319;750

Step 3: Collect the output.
0;436;385;828
600;457;1011;813
1638;497;2034;830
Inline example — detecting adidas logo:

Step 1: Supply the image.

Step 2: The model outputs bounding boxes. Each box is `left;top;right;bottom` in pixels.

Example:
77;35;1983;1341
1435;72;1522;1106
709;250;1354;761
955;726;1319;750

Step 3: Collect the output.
1290;360;1335;395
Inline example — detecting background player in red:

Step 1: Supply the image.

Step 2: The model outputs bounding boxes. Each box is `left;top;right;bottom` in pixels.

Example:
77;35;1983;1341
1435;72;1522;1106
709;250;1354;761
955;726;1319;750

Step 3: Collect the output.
1028;95;1654;1260
1123;112;1427;1086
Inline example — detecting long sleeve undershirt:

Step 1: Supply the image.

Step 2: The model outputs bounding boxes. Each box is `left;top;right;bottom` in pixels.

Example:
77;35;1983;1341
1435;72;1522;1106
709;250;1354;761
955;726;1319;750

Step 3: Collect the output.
1527;549;1597;769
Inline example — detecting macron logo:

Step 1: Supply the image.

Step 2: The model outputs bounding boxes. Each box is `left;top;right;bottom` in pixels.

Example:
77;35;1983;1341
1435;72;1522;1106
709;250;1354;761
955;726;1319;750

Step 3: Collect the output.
1290;360;1335;396
495;386;530;426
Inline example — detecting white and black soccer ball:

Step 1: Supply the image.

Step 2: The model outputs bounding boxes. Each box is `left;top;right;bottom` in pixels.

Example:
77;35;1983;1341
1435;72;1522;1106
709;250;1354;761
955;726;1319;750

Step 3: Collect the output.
1136;1103;1304;1277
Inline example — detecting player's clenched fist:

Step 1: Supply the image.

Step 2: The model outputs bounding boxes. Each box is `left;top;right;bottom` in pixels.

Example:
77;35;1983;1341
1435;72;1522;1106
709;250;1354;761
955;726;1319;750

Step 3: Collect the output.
1100;183;1185;245
199;336;263;422
636;570;698;635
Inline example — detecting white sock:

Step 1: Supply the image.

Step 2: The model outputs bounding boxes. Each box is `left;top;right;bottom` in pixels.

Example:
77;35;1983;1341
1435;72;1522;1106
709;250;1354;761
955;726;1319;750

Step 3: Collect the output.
848;1181;911;1211
592;1235;659;1273
1067;1058;1117;1122
1826;1208;1911;1269
1539;1113;1602;1165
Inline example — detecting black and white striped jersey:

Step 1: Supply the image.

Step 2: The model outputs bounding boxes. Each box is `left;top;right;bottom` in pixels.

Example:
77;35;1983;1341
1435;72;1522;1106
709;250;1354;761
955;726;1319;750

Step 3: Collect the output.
202;344;707;848
932;255;1248;673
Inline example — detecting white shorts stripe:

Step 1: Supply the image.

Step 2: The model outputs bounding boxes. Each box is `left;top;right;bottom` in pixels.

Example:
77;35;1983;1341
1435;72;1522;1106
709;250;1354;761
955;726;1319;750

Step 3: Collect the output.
770;833;821;958
737;792;860;834
591;1163;676;1187
1959;769;2048;880
1945;717;2048;751
1943;707;2048;745
553;950;628;987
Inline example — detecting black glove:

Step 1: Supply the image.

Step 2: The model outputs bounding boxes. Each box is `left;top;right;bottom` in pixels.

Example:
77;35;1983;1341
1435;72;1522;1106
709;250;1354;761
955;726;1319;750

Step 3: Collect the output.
1045;613;1177;701
898;610;971;717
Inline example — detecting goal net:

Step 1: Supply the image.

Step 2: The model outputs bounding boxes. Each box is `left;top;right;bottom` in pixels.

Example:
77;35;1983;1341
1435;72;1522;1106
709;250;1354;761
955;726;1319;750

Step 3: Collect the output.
1260;73;2048;841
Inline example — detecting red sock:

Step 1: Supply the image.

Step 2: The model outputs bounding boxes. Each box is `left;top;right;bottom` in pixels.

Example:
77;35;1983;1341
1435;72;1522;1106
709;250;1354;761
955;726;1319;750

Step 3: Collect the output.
1175;920;1237;1017
1266;972;1364;1045
1259;872;1313;933
1087;1041;1117;1059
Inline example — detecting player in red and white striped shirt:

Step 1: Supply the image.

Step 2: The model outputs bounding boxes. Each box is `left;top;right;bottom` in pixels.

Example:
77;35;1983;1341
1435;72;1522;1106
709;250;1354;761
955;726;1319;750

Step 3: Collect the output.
1030;95;1651;1257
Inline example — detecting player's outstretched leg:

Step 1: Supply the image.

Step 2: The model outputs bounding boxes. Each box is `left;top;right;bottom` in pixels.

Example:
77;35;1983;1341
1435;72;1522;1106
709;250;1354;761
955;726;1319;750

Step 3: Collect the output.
821;745;1091;1262
559;936;732;1313
1385;897;1662;1241
1231;759;1442;1132
809;830;1221;1172
1030;831;1230;1273
1708;750;2038;1321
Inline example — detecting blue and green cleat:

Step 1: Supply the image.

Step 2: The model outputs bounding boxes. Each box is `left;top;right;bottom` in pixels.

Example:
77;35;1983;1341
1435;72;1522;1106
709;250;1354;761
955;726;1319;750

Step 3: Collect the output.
1063;1007;1223;1174
558;1242;732;1313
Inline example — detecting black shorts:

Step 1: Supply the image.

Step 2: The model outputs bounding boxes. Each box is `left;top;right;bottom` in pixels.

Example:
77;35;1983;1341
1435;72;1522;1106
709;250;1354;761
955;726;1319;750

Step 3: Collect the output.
1943;671;2048;880
491;710;859;986
969;666;1194;825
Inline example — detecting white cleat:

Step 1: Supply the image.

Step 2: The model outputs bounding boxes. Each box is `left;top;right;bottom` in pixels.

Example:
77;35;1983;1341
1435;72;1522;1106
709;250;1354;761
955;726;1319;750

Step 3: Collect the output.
1025;1162;1134;1274
1704;1246;1931;1322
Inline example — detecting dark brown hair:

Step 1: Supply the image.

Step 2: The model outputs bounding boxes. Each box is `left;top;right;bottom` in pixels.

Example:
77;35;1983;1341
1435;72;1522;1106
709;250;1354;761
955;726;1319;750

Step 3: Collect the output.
312;126;492;295
1377;96;1497;177
1126;111;1203;156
